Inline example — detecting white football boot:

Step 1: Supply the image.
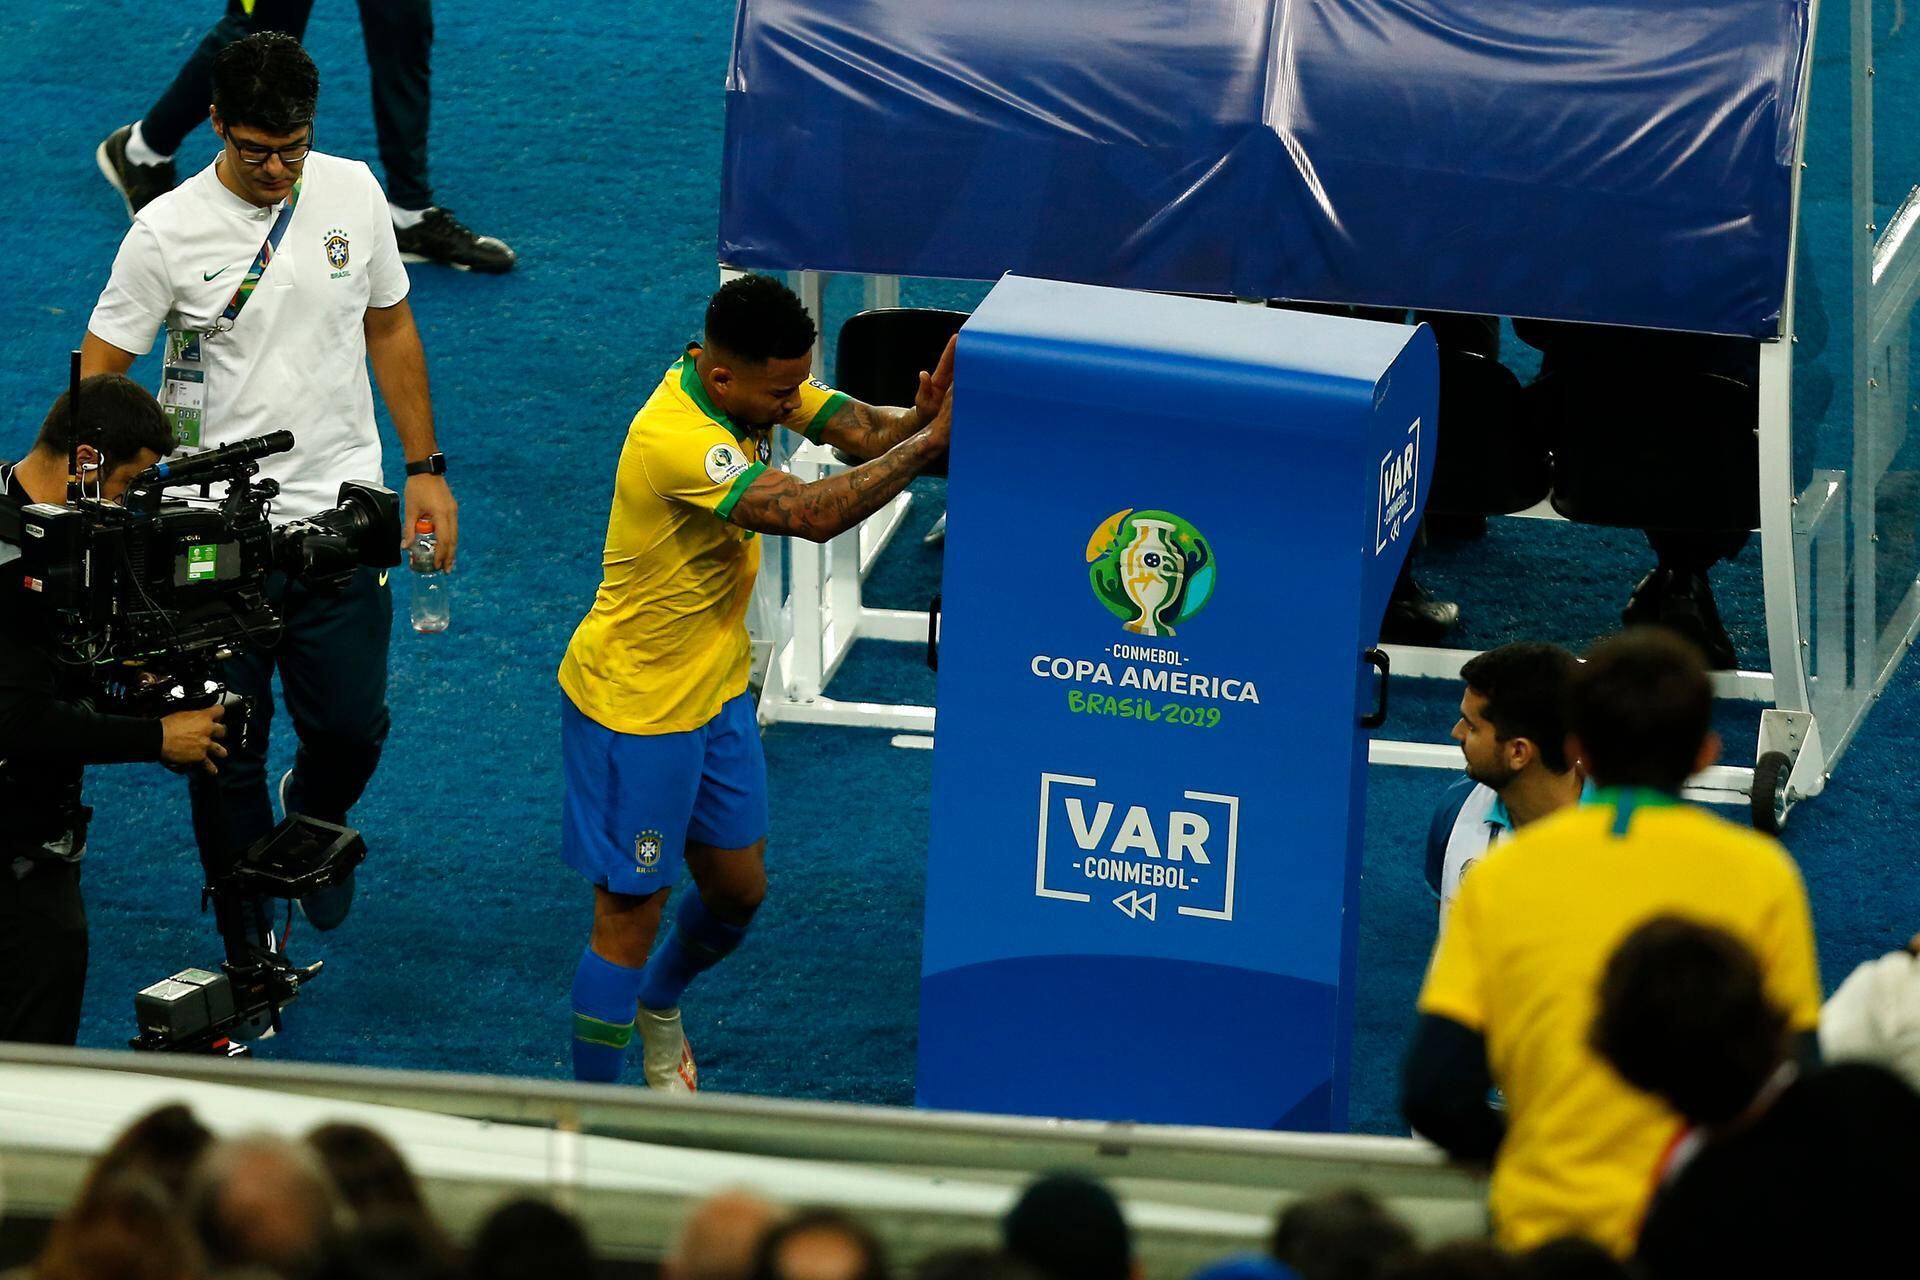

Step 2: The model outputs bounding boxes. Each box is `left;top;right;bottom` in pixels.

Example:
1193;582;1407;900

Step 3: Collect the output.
636;1005;698;1093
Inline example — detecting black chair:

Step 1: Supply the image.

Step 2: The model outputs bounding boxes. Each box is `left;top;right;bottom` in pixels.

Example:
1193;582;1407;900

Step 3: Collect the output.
1535;368;1759;531
1428;349;1549;517
833;308;969;477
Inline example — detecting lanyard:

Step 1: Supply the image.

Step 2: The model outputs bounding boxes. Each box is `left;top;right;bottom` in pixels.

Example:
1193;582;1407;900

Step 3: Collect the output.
216;177;302;331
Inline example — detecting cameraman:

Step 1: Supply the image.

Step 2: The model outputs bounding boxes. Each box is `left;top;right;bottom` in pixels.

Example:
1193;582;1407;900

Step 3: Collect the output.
0;375;227;1045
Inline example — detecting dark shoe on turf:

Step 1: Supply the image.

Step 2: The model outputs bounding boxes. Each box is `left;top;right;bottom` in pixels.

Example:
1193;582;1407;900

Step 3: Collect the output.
1381;576;1461;646
298;870;356;931
395;208;517;273
96;125;176;219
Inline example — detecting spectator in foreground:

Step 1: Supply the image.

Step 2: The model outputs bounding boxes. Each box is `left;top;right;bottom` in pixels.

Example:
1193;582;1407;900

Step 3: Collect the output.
1818;928;1920;1091
1402;628;1822;1255
312;1215;460;1280
1270;1188;1415;1280
1379;1242;1515;1280
668;1190;783;1280
1189;1256;1298;1280
307;1122;458;1265
918;1248;1051;1280
1510;1238;1629;1280
1003;1174;1136;1280
187;1133;342;1275
750;1209;890;1280
33;1173;203;1280
72;1103;213;1211
466;1198;594;1280
1592;915;1920;1278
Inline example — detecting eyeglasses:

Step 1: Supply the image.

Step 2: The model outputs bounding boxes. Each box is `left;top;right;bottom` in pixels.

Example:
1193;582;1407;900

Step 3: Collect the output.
228;128;314;166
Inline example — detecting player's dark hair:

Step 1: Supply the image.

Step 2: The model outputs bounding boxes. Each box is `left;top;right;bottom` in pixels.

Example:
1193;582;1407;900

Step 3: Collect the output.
1567;628;1712;792
1459;642;1579;774
1270;1187;1416;1280
1590;915;1790;1127
752;1209;890;1280
705;274;818;364
37;374;175;471
212;32;319;135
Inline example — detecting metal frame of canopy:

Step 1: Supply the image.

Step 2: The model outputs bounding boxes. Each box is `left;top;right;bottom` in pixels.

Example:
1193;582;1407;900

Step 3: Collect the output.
738;0;1920;827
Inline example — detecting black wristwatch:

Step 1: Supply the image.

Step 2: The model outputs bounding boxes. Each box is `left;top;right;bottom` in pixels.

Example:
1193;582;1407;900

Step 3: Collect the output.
404;452;448;477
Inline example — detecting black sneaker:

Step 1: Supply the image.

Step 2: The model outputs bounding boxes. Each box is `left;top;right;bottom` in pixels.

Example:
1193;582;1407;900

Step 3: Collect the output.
96;124;176;219
1380;575;1461;646
394;207;517;273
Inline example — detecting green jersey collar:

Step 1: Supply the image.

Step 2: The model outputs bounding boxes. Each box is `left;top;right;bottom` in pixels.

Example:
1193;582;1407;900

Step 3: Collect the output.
675;343;748;441
1587;785;1683;836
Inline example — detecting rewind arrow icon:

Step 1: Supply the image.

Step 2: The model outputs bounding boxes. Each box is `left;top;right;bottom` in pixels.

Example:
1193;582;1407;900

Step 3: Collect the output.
1112;890;1158;921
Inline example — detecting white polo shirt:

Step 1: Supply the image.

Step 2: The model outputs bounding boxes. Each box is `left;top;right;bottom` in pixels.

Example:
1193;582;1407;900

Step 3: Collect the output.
87;150;411;520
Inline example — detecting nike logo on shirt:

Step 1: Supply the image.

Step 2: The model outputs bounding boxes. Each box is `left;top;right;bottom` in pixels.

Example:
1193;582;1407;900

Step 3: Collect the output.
203;265;231;281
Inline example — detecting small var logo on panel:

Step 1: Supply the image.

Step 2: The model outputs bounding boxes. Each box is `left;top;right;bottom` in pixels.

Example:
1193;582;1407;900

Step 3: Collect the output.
1375;417;1420;554
1034;773;1238;922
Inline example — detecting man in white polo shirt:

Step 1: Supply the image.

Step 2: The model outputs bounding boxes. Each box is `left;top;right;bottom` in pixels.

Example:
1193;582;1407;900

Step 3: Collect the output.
81;31;459;941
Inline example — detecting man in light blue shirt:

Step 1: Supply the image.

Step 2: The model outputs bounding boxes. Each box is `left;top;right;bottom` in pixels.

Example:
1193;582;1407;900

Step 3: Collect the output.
1425;642;1586;915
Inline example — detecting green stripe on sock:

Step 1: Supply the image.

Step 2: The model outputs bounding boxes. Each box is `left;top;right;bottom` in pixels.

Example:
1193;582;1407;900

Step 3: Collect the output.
573;1012;635;1049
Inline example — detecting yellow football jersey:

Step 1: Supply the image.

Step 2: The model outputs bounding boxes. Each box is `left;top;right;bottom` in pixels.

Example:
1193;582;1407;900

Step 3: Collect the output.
1417;790;1822;1256
559;347;847;734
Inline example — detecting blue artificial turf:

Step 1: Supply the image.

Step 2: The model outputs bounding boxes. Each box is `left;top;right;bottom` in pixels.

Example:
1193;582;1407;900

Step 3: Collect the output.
1;0;1917;1137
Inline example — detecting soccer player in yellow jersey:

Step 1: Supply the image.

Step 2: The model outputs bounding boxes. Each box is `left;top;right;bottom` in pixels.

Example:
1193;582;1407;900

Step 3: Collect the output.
559;274;953;1091
1402;628;1822;1256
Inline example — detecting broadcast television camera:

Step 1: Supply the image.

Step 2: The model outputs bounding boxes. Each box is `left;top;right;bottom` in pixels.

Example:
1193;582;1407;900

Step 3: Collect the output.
1;420;400;1053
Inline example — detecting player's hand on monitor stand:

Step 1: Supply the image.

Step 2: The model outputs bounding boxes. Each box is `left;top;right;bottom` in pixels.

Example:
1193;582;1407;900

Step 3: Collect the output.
916;335;957;426
923;386;953;455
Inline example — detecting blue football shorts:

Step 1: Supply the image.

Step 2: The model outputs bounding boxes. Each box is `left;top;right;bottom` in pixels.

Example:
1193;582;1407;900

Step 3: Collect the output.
560;690;769;896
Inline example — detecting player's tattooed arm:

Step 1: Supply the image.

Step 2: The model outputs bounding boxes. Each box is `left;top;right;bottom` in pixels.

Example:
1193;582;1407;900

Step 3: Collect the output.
816;399;921;460
813;336;956;461
731;394;952;543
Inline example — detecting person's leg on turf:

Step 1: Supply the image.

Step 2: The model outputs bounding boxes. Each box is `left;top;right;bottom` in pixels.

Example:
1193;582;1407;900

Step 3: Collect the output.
574;883;670;1082
0;860;88;1045
187;604;281;957
355;0;433;213
560;694;702;1085
275;567;393;930
356;0;516;271
629;692;769;1092
99;0;316;216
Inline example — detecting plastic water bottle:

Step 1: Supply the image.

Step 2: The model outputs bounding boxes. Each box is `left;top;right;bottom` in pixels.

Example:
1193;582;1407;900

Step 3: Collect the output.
409;516;449;633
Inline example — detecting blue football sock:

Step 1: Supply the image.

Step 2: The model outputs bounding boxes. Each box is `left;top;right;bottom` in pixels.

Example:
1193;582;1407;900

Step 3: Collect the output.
636;889;750;1012
571;947;646;1083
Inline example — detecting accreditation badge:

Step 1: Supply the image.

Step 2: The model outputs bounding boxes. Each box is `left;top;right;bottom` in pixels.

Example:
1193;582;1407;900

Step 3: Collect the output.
161;328;207;447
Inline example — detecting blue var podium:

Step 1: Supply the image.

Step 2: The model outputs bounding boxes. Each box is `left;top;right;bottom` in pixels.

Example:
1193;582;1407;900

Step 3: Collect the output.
917;277;1437;1131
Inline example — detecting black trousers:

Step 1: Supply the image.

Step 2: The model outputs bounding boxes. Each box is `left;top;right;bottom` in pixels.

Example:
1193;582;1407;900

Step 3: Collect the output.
143;0;436;210
189;566;392;885
0;859;88;1046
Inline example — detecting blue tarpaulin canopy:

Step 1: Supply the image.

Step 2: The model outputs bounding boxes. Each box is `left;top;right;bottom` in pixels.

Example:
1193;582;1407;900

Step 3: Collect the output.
720;1;1811;338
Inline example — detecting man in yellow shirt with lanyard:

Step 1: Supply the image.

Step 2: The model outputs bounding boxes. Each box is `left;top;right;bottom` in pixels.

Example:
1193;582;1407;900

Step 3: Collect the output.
1402;628;1822;1256
560;274;953;1090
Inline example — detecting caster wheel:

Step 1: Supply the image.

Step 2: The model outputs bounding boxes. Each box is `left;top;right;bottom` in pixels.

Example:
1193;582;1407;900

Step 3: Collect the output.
1751;750;1791;834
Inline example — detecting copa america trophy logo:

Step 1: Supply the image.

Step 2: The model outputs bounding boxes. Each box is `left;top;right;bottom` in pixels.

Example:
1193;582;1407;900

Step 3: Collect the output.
1086;509;1216;637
